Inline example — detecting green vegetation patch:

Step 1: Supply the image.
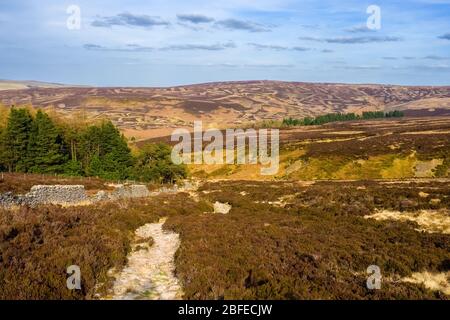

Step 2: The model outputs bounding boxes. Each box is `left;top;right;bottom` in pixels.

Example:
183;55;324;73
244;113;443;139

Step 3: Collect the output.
283;111;403;127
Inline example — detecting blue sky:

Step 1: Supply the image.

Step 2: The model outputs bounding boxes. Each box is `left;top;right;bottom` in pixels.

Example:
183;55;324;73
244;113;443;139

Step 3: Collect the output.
0;0;449;86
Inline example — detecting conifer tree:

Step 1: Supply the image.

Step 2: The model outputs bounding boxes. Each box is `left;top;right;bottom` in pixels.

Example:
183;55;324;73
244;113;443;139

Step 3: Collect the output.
0;108;33;172
27;110;68;173
0;107;183;182
79;121;133;179
133;143;187;183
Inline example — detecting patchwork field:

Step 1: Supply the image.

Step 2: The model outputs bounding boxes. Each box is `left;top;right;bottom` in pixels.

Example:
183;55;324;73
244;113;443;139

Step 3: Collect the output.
1;81;450;140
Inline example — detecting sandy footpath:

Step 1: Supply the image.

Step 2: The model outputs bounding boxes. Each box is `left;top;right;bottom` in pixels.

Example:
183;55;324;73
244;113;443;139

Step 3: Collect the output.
106;218;183;300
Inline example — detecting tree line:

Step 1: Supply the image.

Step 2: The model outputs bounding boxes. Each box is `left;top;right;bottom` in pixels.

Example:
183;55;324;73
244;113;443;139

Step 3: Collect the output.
0;107;187;183
282;110;404;126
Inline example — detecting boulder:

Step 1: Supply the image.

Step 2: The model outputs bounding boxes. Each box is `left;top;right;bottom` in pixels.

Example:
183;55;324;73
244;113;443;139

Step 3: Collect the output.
213;201;232;214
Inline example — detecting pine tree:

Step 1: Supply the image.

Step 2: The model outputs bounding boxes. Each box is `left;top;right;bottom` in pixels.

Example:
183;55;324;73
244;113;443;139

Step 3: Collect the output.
79;121;133;179
0;108;33;172
26;110;68;173
86;155;103;177
62;159;83;176
132;143;187;183
99;122;133;180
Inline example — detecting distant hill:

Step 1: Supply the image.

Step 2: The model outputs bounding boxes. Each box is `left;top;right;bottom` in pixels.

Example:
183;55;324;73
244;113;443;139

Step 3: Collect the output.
0;79;81;91
1;80;449;139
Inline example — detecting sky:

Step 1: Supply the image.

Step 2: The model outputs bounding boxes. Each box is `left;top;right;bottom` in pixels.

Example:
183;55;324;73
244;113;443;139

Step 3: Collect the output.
0;0;449;86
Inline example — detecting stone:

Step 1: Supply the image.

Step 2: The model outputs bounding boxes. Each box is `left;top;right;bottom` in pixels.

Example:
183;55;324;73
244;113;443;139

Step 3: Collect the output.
93;190;110;202
130;185;151;198
213;201;232;214
0;192;21;207
111;184;151;199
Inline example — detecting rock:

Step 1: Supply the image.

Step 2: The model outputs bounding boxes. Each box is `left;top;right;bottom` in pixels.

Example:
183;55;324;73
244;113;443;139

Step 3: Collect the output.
112;184;151;199
0;192;21;207
213;201;232;214
418;191;429;198
158;185;178;194
179;180;198;191
93;190;110;202
130;185;151;198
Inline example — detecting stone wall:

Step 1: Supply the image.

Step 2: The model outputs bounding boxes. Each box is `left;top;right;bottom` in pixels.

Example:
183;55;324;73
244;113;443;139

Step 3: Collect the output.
0;192;22;207
25;185;88;206
0;182;189;208
0;185;89;207
110;184;151;199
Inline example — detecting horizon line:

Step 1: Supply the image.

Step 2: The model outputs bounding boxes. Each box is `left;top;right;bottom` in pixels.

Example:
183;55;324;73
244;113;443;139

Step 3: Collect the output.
1;78;450;89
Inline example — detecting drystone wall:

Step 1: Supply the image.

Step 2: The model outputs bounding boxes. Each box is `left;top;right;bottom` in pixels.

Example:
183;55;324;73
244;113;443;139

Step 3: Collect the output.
0;180;198;208
0;185;88;207
111;184;151;199
0;184;152;208
25;185;88;206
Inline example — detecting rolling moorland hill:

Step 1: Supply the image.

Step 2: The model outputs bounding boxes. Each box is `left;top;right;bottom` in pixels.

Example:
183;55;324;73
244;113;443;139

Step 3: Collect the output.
1;80;450;140
0;80;75;91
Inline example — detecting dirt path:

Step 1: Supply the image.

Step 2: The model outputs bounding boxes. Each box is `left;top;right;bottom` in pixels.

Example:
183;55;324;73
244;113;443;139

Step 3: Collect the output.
106;218;183;300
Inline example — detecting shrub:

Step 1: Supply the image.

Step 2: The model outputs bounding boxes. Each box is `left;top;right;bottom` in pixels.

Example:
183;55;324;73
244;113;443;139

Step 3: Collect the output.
132;143;187;184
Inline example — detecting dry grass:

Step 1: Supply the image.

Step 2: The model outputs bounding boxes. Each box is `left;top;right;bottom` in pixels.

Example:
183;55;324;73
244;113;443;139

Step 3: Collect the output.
365;210;450;234
185;117;450;181
402;272;450;295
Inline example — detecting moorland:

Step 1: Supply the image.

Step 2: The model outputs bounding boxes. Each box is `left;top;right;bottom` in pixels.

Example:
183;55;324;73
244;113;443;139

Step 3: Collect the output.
0;81;448;300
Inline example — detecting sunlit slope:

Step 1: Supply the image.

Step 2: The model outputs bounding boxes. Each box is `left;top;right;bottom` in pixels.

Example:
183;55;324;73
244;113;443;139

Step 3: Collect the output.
187;117;450;180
